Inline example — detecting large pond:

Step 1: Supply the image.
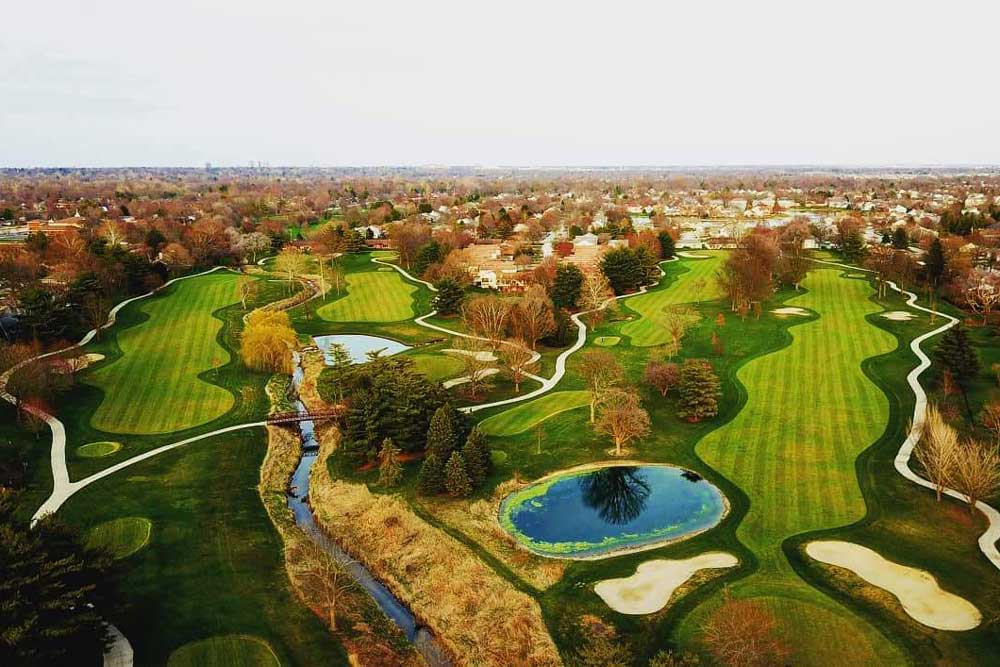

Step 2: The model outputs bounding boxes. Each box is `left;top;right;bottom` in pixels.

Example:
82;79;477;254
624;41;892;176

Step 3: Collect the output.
313;334;411;365
499;464;727;559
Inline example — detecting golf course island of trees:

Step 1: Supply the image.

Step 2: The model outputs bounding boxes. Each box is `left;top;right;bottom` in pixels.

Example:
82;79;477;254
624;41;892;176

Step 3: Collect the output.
4;169;1000;667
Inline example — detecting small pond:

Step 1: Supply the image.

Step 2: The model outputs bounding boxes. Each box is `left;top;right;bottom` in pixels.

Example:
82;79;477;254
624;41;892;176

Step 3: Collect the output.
499;464;727;559
313;334;411;365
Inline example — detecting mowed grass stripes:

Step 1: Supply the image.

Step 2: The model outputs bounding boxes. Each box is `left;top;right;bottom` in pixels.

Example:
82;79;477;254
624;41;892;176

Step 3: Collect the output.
620;253;726;346
85;272;241;435
316;270;417;322
479;391;591;436
698;268;896;572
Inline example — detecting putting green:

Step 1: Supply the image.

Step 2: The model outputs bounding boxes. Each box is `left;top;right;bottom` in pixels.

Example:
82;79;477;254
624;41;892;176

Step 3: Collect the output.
407;352;465;382
620;253;725;347
479;390;591;436
76;441;122;458
682;268;904;665
593;336;620;347
167;635;280;667
86;272;241;435
86;517;152;559
316;270;417;322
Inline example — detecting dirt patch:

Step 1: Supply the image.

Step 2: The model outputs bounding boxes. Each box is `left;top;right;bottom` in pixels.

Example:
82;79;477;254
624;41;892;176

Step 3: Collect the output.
881;310;917;321
806;540;980;631
443;348;497;362
310;435;562;666
594;552;738;614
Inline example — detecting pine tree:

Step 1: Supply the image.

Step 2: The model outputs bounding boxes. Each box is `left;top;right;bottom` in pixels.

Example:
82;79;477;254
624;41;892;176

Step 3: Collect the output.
892;227;909;250
925;238;947;288
677;359;722;422
417;452;445;495
461;429;492;487
433;278;465;315
426;404;459;459
936;325;980;418
377;438;403;487
444;452;473;497
550;263;583;310
658;231;676;259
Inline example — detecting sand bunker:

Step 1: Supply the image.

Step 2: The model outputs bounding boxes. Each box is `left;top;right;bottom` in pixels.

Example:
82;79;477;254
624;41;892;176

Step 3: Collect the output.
594;552;738;614
443;348;497;362
806;540;980;631
677;251;709;259
52;353;105;373
882;310;917;321
772;307;810;317
442;368;499;388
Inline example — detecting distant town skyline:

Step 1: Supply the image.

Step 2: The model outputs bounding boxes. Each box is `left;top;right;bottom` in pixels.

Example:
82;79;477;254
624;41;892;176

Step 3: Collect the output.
3;0;998;168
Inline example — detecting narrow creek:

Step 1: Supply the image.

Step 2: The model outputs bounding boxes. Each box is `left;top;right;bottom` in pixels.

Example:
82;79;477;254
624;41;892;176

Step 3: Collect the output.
286;353;452;667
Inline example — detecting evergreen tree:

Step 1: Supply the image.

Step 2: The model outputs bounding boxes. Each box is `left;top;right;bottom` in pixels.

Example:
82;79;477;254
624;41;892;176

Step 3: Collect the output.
433;278;465;315
426;404;460;459
417;452;445;495
892;227;909;250
461;428;492;487
377;438;403;487
444;452;473;497
840;228;866;263
600;247;646;294
658;231;676;259
936;325;980;417
925;238;947;288
550;263;583;309
414;240;444;276
676;359;722;422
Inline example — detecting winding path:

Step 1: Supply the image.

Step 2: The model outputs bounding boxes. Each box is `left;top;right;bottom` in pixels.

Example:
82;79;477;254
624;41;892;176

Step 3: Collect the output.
814;259;1000;570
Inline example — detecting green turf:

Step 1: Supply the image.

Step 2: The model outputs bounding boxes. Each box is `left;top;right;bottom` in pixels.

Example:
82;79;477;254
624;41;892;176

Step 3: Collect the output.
166;635;280;667
478;390;591;436
85;516;152;559
682;268;904;665
316;270;417;322
76;440;122;458
85;272;241;435
619;253;726;346
593;336;620;347
406;352;465;382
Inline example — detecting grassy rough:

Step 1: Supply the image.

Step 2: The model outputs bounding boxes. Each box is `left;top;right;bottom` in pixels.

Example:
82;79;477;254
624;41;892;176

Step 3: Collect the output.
85;272;241;435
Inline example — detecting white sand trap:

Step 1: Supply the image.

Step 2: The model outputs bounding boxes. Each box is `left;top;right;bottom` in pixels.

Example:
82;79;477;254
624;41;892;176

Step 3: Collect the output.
677;251;710;259
772;307;810;317
443;348;497;362
594;552;738;615
882;310;917;321
442;368;499;388
806;541;980;631
52;353;105;373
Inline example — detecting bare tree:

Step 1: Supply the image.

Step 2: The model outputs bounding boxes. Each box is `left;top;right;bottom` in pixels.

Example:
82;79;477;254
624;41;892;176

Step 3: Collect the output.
453;337;495;399
82;293;110;339
961;270;1000;326
981;401;1000;446
662;304;699;357
579;267;616;324
701;591;790;667
915;403;959;501
462;296;509;349
500;338;537;393
953;439;1000;513
237;274;259;311
595;389;651;456
510;285;556;349
644;360;679;396
288;541;356;631
391;221;431;269
579;350;625;423
274;248;311;293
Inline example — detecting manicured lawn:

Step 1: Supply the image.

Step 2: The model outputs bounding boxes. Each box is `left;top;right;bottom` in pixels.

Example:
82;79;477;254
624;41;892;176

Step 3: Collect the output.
316;271;417;322
85;516;152;559
406;351;465;382
619;253;725;346
478;390;591;436
681;268;904;664
85;272;241;435
593;336;620;347
76;440;122;458
167;635;280;667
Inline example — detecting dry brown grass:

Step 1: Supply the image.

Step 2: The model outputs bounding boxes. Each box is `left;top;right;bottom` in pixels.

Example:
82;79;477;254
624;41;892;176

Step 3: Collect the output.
417;477;565;590
298;348;331;413
259;386;420;667
311;433;563;667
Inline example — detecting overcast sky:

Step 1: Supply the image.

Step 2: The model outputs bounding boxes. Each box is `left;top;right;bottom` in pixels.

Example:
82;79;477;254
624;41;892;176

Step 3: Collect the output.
2;0;998;168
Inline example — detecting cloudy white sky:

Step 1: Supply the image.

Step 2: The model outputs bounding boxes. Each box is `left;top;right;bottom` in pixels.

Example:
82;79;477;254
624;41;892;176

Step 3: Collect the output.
2;0;998;167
